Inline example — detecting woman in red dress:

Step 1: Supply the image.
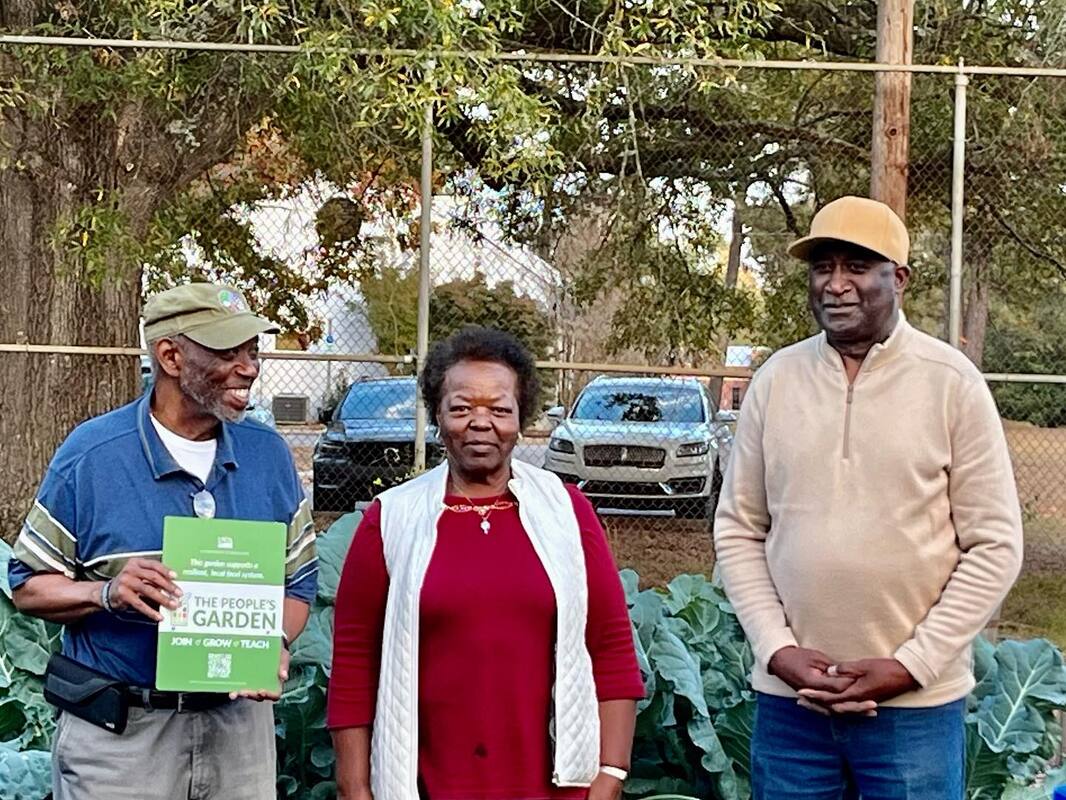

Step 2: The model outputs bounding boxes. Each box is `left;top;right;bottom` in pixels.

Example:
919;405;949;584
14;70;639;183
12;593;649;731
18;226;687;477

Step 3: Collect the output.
328;327;644;800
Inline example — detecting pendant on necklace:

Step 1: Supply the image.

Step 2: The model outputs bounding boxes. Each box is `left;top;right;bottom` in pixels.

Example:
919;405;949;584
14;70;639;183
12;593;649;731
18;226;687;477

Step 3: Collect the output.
480;518;491;534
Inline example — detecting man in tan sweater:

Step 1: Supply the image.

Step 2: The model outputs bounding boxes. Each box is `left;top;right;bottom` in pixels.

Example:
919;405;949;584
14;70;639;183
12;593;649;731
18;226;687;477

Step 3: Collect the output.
714;196;1023;799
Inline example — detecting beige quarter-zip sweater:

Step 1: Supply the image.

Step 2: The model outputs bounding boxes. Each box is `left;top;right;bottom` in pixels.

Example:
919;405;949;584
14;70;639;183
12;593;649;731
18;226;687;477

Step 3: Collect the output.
714;315;1023;707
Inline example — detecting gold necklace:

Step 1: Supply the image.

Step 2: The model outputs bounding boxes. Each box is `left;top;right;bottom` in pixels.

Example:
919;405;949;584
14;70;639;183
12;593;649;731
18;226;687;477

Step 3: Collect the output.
442;497;516;534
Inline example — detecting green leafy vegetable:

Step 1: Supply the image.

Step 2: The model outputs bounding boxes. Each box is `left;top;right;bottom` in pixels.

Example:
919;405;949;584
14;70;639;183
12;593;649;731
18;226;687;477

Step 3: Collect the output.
2;517;1066;799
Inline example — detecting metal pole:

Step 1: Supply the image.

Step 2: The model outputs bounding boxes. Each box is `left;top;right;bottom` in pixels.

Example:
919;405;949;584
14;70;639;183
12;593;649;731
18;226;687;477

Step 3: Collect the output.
7;35;1066;78
413;62;435;474
325;316;333;410
948;62;968;349
0;343;410;363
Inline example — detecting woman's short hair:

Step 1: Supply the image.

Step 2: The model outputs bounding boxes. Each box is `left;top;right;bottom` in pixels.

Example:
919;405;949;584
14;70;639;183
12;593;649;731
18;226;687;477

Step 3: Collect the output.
421;326;540;427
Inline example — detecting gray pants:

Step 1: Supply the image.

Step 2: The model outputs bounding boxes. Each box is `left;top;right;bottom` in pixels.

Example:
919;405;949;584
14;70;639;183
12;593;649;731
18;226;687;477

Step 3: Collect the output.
52;700;276;800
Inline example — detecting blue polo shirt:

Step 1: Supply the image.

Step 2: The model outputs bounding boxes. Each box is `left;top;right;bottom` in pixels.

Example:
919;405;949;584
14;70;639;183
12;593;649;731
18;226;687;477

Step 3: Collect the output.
9;392;318;687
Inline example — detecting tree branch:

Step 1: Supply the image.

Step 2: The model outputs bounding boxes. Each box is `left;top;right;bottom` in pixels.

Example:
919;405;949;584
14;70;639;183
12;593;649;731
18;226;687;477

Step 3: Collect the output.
765;177;800;235
985;202;1066;278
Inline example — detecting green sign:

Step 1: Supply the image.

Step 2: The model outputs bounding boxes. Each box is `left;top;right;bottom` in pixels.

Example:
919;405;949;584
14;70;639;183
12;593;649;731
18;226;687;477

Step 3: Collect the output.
156;517;286;693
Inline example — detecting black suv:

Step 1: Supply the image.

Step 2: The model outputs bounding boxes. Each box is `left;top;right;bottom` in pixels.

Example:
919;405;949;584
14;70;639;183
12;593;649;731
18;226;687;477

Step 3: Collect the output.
312;377;443;511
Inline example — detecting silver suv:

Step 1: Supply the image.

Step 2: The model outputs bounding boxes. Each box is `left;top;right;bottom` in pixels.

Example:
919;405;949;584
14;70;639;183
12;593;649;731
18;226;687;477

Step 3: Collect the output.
543;376;733;520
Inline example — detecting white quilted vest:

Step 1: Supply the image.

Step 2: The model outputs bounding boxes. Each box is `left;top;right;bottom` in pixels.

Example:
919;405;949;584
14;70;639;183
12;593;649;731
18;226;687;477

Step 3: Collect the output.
371;460;600;800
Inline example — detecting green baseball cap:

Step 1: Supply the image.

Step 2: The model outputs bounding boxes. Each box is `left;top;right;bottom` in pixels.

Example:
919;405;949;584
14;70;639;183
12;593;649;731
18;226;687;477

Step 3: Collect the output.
143;283;279;350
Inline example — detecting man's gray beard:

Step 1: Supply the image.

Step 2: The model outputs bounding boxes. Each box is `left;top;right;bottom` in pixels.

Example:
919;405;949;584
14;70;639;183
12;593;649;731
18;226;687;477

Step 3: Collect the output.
179;362;246;423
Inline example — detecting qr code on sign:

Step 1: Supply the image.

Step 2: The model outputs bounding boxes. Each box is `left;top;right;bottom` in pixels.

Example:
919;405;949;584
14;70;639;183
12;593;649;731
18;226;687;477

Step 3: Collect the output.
207;653;232;679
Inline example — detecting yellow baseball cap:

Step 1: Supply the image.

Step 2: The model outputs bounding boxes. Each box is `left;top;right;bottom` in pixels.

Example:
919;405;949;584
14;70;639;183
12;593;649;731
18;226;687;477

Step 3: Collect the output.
143;283;279;349
788;196;909;265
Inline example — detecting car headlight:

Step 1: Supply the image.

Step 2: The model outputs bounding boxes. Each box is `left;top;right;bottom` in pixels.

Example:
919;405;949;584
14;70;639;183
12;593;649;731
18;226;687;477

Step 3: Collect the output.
549;437;575;454
676;441;710;457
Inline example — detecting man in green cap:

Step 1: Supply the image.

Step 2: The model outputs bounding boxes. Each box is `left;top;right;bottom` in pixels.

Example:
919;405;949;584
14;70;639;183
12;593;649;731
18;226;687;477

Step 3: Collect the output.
9;283;318;799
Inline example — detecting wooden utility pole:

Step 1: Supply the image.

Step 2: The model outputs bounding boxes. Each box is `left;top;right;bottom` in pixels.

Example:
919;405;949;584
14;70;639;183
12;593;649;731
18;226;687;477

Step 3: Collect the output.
710;201;745;410
870;0;914;220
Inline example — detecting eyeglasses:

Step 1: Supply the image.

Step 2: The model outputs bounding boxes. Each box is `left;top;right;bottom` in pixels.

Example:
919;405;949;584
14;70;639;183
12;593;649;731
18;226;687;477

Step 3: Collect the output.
192;489;216;519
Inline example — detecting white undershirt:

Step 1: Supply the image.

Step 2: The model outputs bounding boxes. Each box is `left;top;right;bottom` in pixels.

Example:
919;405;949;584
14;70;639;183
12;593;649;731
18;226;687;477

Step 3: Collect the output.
150;415;217;484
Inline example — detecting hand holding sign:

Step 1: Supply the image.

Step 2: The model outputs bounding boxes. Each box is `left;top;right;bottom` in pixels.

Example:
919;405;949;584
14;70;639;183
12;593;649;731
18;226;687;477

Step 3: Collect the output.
229;641;289;702
108;558;182;621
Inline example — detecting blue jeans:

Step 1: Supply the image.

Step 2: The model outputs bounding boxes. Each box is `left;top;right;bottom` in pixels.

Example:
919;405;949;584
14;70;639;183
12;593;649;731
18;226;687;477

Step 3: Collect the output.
751;692;965;800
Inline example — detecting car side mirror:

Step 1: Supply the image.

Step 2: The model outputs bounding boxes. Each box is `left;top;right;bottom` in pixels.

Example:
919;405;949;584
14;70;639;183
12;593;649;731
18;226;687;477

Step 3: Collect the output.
546;405;566;428
318;406;336;425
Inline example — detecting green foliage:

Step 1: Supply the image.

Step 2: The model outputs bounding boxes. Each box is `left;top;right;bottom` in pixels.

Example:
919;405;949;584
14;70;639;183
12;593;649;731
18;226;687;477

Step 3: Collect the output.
623;571;754;799
430;273;555;359
627;577;1066;800
5;0;1066;367
270;518;1066;799
569;213;761;364
361;266;558;403
970;636;1066;754
50;190;145;288
966;636;1066;798
7;0;1065;367
142;187;370;343
985;295;1066;428
3;512;1066;798
275;662;335;800
361;266;420;359
749;261;813;352
362;267;556;358
0;539;62;800
0;744;51;800
0;541;61;754
2;0;572;334
275;511;360;799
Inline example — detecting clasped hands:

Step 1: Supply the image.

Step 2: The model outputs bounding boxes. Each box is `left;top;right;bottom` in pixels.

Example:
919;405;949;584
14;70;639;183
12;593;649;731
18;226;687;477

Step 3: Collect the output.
767;646;919;717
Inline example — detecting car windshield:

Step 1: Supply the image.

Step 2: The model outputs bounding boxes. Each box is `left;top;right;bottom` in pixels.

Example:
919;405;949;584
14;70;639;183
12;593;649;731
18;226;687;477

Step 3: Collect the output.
572;384;705;423
339;382;417;420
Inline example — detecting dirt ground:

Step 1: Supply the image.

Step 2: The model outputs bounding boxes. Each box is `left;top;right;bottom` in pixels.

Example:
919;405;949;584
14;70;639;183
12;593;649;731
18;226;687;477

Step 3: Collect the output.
602;516;713;587
292;445;314;474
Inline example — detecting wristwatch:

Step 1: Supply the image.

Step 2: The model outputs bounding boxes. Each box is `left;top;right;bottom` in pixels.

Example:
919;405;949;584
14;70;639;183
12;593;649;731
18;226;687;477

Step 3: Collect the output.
599;765;628;782
281;632;291;651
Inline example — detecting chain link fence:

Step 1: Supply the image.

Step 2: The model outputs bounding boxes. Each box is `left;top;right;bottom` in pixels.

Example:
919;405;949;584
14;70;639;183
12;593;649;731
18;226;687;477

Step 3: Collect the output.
2;40;1066;605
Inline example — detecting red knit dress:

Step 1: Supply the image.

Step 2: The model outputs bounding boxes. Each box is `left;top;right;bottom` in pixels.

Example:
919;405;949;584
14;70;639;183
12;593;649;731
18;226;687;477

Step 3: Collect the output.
327;484;645;800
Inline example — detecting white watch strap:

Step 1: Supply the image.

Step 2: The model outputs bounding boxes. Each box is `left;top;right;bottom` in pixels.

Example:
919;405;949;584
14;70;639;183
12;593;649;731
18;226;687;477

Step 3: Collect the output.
599;765;628;782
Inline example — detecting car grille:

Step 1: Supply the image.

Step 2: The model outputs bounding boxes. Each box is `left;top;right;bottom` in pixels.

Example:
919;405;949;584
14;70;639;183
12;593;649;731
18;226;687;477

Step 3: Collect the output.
579;477;706;498
343;442;443;466
581;480;669;497
669;477;706;495
583;444;665;469
344;441;413;466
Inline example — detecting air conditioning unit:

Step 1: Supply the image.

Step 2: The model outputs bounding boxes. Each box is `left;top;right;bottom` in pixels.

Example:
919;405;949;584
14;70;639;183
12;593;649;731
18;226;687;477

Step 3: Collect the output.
272;394;309;423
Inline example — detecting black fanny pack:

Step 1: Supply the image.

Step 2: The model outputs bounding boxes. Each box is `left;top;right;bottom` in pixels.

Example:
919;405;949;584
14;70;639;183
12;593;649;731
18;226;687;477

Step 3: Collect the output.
44;653;129;735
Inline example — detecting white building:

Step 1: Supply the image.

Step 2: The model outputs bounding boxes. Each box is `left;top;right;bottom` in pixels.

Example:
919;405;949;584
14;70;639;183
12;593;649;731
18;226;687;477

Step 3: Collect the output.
244;189;557;420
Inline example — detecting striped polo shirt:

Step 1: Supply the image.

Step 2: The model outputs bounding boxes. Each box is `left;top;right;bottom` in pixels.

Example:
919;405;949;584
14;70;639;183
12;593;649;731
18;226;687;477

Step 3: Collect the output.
8;392;317;687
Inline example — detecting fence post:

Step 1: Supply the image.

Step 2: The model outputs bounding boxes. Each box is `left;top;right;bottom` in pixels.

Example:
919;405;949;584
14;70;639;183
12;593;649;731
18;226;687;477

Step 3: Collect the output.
413;60;436;473
948;60;968;350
